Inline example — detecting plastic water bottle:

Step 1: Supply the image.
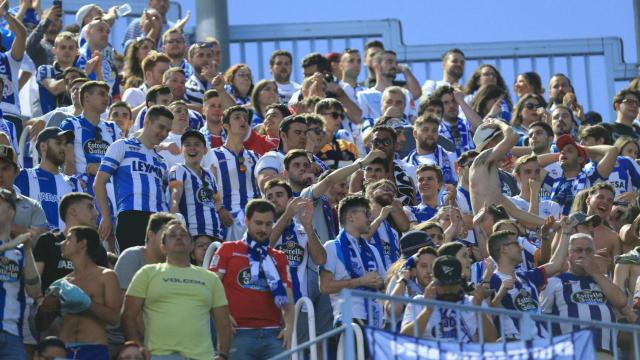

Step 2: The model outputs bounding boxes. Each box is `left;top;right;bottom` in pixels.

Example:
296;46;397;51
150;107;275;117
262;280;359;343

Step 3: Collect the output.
115;3;132;18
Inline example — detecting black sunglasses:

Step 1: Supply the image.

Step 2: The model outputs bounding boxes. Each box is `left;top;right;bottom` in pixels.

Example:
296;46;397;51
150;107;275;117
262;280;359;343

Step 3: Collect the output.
372;138;393;147
524;103;541;110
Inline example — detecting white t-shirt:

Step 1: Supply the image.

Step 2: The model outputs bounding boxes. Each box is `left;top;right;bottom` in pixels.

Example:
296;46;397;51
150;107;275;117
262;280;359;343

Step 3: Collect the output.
509;195;562;219
158;132;184;171
322;234;386;324
254;150;285;175
122;85;146;109
276;81;301;104
356;87;413;121
402;294;481;342
421;79;453;98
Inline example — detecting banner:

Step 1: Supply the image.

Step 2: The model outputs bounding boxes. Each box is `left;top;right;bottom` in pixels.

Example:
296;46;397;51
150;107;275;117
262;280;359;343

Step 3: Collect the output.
365;327;595;360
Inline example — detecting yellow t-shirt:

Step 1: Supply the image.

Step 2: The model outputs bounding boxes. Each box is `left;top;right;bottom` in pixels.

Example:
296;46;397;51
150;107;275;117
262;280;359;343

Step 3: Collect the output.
127;263;227;360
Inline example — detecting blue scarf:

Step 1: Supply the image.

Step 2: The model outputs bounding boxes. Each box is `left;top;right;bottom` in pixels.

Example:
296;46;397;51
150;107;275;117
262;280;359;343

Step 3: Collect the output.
336;230;383;326
371;220;399;269
244;234;288;308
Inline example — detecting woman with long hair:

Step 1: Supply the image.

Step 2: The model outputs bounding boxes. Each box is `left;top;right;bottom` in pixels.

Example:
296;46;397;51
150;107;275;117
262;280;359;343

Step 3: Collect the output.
464;64;513;121
513;71;545;99
249;79;279;126
470;84;511;120
511;93;548;143
223;63;253;105
615;136;640;160
122;37;155;90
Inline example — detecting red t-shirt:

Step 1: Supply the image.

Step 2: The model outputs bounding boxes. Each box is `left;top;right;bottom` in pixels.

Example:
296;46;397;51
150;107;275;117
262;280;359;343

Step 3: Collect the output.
210;240;291;328
209;131;276;156
244;131;277;156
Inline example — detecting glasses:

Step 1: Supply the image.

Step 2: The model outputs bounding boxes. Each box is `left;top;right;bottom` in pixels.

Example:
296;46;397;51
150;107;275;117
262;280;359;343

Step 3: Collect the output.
372;138;393;147
524;103;541;110
322;111;343;119
570;247;594;254
165;39;185;45
622;98;639;106
305;127;326;136
194;41;213;49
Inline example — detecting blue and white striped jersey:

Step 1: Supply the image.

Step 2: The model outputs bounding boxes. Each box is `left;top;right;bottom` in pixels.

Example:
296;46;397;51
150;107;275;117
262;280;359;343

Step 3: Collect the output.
76;45;119;96
0;51;22;117
489;267;547;339
0;116;18;152
185;74;211;105
541;273;616;352
14;167;80;231
99;137;168;213
585;156;640;197
0;243;25;337
36;62;76;115
550;168;601;215
203;146;260;214
274;218;309;301
403;146;458;185
168;164;223;238
60;116;120;176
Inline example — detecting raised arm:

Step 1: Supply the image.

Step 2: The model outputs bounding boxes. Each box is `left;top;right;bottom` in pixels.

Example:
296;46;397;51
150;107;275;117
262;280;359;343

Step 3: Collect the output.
3;1;27;61
541;216;572;276
484;119;518;165
312;149;385;198
453;88;483;132
585;145;619;179
399;65;422;100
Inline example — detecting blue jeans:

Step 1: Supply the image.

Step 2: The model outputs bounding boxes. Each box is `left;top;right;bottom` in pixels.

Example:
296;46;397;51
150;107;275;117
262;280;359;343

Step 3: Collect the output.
0;331;26;360
230;328;283;360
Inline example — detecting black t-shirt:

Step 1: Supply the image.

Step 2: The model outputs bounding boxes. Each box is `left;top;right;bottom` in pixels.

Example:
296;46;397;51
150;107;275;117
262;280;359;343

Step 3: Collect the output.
603;122;640;142
33;231;73;292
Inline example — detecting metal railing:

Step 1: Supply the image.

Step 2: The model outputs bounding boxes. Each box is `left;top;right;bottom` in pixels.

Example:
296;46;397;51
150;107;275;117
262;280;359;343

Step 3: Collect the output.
348;289;640;360
226;19;640;119
277;289;640;359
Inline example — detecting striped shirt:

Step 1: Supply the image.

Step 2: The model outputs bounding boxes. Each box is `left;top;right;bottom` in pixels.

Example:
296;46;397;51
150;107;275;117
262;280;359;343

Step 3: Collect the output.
76;45;119;96
185;74;211;105
489;267;547;339
168;164;222;238
14;167;80;231
585;156;640;197
541;273;616;352
203;146;260;214
0;51;22;117
274;218;309;301
403;146;458;184
99;137;168;213
0;116;18;152
0;243;25;337
60;115;120;177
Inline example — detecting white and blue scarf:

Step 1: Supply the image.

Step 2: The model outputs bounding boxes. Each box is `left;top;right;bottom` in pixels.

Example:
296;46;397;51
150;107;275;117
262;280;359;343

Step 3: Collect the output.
244;234;288;308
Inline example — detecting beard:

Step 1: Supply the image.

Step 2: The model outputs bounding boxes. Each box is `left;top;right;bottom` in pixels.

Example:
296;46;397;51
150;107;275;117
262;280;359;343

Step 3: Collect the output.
418;139;437;153
46;152;65;167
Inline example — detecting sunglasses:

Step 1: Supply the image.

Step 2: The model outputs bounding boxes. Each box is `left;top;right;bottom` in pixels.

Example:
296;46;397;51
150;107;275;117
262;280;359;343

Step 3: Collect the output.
194;41;213;49
322;111;343;119
305;127;326;136
524;103;541;110
372;138;393;147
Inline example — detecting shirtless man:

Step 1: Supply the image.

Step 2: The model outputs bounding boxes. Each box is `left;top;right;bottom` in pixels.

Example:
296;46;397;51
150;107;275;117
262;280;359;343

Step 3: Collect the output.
469;119;544;227
585;183;621;272
469;119;517;213
37;226;120;360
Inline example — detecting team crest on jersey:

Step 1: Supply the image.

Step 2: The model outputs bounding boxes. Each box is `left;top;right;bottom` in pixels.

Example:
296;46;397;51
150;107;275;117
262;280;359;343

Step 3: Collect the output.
237;267;269;291
83;139;110;156
513;288;538;312
197;186;215;206
275;241;304;265
571;289;606;305
0;256;20;282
